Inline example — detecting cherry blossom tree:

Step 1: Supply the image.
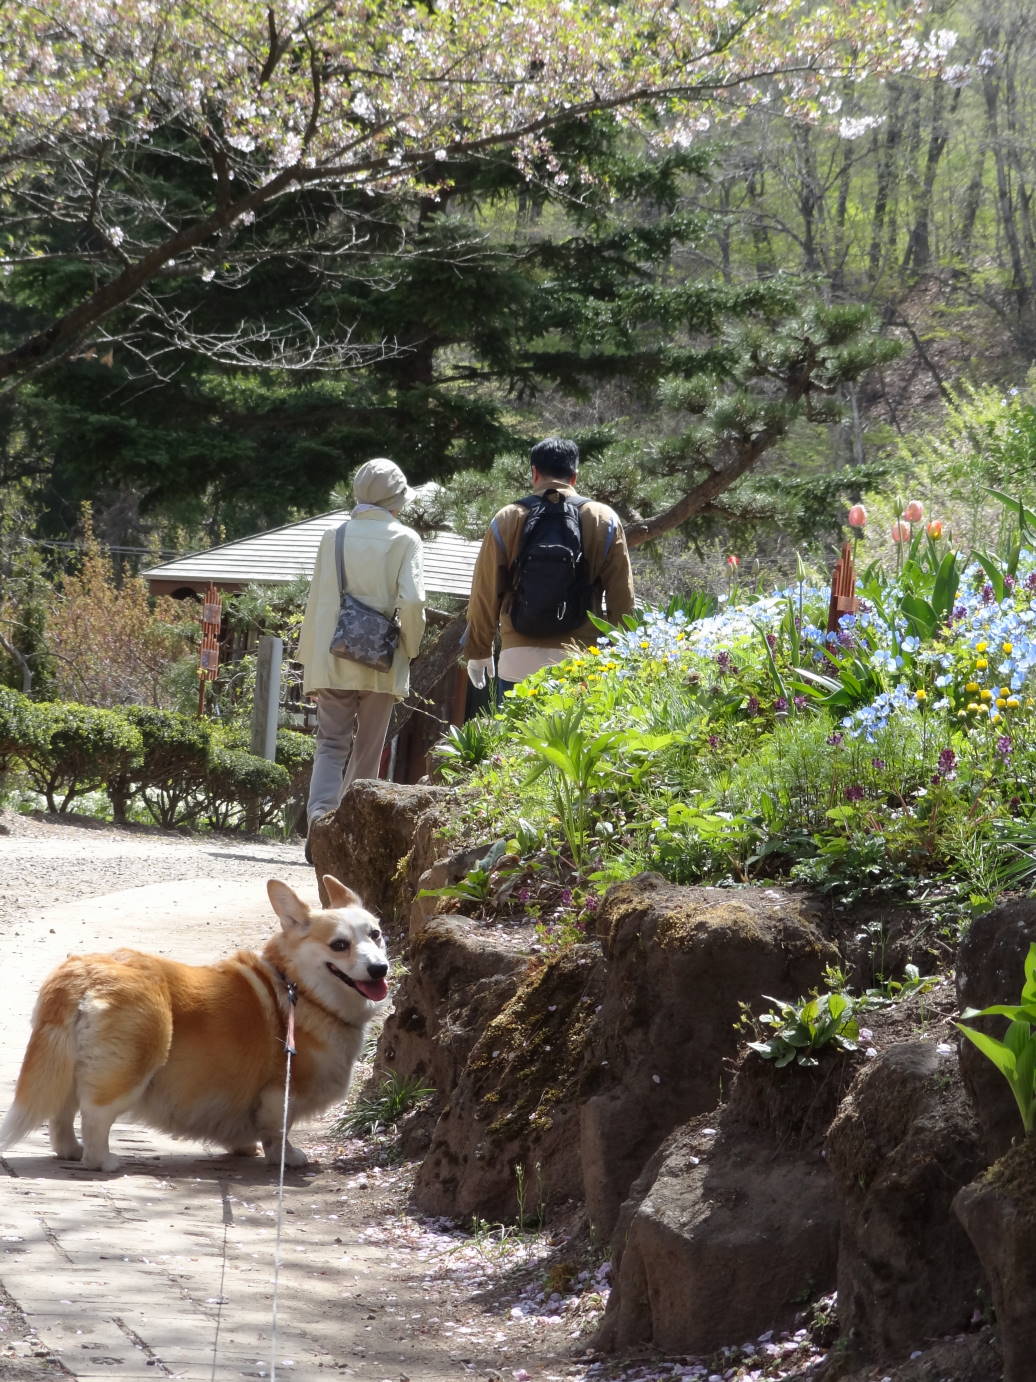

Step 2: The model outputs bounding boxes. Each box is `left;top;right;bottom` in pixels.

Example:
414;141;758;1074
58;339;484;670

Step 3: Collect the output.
0;0;954;386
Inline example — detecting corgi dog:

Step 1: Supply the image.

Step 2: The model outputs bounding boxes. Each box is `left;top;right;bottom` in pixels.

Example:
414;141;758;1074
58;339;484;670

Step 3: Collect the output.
0;876;389;1172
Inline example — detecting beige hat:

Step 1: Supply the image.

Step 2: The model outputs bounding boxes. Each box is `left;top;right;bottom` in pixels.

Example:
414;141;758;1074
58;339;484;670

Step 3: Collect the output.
352;457;411;510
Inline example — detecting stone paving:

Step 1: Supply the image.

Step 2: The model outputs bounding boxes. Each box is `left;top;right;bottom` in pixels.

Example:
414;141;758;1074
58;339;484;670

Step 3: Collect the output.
0;874;460;1382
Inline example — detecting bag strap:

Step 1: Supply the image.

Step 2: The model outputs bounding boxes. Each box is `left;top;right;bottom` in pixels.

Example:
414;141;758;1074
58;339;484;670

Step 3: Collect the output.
334;522;350;597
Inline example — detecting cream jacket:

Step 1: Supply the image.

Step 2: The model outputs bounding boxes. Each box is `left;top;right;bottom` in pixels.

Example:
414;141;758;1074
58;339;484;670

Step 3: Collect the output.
297;510;426;700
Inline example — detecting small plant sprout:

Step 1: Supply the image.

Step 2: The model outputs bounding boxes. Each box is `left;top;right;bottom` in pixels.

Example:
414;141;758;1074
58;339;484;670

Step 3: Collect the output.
956;941;1036;1136
333;1070;435;1138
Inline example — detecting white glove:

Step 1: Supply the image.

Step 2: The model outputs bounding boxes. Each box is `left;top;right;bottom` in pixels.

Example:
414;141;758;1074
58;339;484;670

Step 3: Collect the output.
466;655;495;689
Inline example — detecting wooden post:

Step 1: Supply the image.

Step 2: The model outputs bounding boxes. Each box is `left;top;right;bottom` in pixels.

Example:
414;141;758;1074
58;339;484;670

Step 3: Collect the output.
197;584;222;715
827;542;861;634
251;635;283;761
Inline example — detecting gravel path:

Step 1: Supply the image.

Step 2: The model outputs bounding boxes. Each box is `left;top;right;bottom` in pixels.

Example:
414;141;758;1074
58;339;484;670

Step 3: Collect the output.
0;808;311;926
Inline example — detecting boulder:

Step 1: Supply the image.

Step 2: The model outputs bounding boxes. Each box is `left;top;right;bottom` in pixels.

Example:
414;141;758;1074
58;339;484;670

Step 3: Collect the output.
411;941;606;1219
825;1039;985;1364
377;915;532;1098
955;1135;1036;1382
581;876;839;1237
595;1051;848;1356
956;897;1036;1161
308;779;450;938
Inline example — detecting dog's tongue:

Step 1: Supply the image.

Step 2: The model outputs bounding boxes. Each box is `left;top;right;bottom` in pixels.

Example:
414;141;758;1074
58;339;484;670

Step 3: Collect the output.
355;977;389;1002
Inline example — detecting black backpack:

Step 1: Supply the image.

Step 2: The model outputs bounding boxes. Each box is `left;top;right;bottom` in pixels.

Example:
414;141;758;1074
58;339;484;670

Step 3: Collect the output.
508;490;593;637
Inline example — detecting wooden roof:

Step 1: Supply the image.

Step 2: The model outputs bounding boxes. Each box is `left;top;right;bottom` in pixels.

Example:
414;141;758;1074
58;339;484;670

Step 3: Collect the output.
143;510;481;598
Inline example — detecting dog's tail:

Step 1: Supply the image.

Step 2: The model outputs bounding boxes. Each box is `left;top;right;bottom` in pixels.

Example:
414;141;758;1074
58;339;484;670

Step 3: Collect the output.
0;982;79;1151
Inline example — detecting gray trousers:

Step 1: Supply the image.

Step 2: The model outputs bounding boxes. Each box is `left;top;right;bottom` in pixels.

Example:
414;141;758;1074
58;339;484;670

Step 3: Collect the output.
306;688;395;826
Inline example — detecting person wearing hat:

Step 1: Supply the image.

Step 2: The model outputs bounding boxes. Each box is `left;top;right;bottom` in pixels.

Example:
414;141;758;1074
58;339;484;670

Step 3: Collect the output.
297;458;425;852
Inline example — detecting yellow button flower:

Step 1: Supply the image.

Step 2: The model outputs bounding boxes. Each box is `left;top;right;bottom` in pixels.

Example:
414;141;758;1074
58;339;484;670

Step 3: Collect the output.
1003;642;1014;654
914;689;927;702
976;704;990;714
976;641;988;652
996;698;1007;708
980;689;993;701
588;646;601;656
965;681;980;693
966;702;980;713
1007;697;1021;708
976;658;989;670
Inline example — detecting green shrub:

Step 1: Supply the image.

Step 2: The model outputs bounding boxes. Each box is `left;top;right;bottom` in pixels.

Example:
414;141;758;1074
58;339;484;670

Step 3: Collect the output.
19;701;143;814
201;746;291;832
108;706;213;827
0;685;32;777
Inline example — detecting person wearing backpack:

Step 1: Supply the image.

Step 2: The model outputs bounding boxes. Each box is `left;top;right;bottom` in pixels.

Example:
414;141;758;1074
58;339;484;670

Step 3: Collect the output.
464;437;635;693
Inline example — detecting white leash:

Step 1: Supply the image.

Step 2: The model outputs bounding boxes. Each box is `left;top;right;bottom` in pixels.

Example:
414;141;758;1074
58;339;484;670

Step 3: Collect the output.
270;980;298;1382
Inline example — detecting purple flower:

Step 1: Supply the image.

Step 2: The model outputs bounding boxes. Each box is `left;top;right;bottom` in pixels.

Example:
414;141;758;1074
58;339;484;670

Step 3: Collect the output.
996;736;1013;759
583;894;600;912
746;696;760;716
715;651;731;672
931;772;942;786
827;732;844;747
982;583;996;604
845;784;865;802
708;734;720;750
1005;574;1017;591
1027;572;1036;592
558;888;573;905
516;887;531;902
871;758;886;771
773;696;788;712
951;604;968;623
793;695;807;709
766;633;777;650
938;747;957;773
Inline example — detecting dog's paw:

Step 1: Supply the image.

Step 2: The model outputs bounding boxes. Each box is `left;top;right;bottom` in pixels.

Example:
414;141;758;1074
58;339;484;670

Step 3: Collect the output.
225;1144;261;1157
264;1141;308;1168
81;1153;121;1172
54;1140;83;1161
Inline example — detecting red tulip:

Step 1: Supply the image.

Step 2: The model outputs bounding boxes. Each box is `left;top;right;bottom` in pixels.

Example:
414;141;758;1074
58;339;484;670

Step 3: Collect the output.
847;504;868;528
726;554;739;568
902;500;924;523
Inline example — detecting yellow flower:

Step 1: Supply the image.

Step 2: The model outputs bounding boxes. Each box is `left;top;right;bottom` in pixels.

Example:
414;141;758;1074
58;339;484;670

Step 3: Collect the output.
976;704;990;714
1003;642;1014;654
976;641;988;652
991;712;1002;723
965;681;980;693
996;698;1007;708
640;640;649;648
588;646;601;656
1001;687;1011;697
980;689;993;701
1007;697;1021;708
975;658;989;670
914;689;927;702
966;702;980;713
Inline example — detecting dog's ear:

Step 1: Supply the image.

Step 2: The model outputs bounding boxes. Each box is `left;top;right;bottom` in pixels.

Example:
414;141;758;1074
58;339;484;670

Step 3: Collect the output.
267;879;312;933
322;875;364;910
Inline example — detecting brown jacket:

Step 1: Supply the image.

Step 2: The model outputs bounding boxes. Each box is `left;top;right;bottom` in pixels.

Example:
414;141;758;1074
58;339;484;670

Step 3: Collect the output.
464;481;635;660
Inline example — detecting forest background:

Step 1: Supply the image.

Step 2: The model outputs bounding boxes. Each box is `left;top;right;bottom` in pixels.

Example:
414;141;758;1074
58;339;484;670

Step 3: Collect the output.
3;0;1036;697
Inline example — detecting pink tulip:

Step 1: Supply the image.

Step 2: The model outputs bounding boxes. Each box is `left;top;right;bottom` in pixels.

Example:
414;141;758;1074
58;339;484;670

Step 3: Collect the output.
902;500;924;523
926;519;943;539
891;520;911;543
847;504;868;528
